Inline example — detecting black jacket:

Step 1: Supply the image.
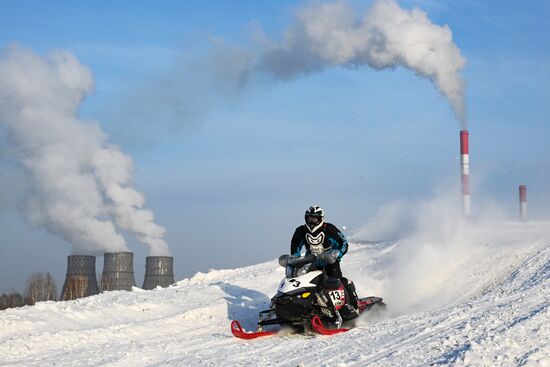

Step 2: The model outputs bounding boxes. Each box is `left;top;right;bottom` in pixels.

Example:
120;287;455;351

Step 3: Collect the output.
290;222;348;261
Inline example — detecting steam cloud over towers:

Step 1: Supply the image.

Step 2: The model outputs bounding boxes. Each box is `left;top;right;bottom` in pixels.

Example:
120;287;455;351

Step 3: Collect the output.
0;45;169;256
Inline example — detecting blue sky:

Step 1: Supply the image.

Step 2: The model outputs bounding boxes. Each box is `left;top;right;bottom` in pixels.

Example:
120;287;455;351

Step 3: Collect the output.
1;0;549;292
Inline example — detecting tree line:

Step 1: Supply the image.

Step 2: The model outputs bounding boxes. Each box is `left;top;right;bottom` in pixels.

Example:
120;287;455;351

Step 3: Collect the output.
1;272;120;310
0;272;57;310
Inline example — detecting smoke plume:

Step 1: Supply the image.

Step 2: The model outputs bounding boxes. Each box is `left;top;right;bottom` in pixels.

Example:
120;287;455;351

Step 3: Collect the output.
257;0;467;126
116;0;467;133
0;45;169;256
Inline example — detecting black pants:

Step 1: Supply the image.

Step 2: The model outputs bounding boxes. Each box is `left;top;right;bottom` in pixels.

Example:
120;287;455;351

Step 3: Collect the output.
324;261;343;278
323;262;358;308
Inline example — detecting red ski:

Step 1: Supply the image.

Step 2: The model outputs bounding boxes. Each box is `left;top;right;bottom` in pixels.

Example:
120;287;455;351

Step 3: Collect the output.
358;296;383;312
231;320;277;339
310;316;349;335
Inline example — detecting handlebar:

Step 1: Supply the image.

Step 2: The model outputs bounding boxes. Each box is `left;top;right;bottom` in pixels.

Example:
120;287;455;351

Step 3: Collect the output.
278;249;339;267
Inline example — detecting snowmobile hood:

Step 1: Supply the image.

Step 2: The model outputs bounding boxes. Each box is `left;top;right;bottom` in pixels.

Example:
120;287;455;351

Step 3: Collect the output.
277;270;322;294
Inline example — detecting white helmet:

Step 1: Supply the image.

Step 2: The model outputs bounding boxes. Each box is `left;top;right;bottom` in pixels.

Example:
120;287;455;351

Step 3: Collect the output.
304;205;325;232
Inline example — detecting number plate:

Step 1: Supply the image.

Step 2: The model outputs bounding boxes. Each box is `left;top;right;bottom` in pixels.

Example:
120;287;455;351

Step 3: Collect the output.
328;289;346;307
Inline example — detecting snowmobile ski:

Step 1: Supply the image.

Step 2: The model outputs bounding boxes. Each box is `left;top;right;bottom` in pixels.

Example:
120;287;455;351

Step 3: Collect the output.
231;320;277;339
311;316;349;335
358;296;385;312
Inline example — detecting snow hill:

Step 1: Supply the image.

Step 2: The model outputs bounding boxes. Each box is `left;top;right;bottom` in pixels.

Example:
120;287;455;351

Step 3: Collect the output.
0;223;548;366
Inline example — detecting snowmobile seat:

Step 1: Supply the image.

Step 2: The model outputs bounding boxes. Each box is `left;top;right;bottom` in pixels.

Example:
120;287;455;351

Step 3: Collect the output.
322;277;342;290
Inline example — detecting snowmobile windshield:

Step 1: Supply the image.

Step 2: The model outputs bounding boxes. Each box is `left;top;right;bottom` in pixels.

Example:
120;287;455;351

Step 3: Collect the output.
286;263;312;278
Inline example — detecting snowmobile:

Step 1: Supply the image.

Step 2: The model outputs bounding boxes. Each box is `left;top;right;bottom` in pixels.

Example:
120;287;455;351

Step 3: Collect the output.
231;250;385;339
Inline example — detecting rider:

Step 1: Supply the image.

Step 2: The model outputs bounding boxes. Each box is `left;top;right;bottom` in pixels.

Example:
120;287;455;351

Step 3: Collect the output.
290;205;359;319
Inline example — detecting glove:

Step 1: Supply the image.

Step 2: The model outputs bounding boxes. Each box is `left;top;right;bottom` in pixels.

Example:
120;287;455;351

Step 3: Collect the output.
315;249;340;265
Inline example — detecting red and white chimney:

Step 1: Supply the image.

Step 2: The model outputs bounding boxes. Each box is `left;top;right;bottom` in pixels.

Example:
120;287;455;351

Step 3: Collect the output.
519;185;527;221
460;130;470;217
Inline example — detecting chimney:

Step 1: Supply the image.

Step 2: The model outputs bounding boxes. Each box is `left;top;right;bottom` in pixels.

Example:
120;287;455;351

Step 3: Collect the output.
60;255;100;300
101;252;136;291
460;130;471;217
143;256;175;290
519;185;527;221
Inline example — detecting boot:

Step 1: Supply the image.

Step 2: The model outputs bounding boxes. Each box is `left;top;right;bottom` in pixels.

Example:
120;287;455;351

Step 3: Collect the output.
342;278;359;309
338;278;359;321
339;304;359;321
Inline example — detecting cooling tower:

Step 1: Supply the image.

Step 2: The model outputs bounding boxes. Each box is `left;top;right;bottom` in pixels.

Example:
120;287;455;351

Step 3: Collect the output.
142;256;175;290
60;255;100;300
101;252;136;291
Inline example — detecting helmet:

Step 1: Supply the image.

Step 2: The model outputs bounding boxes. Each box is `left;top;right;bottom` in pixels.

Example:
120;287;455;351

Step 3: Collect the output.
305;205;325;232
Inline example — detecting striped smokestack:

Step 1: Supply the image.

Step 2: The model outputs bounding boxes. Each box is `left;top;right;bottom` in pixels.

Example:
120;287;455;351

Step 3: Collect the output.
460;130;471;217
519;185;527;221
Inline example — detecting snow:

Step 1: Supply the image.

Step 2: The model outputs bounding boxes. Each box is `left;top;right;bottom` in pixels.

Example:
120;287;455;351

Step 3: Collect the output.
0;222;549;366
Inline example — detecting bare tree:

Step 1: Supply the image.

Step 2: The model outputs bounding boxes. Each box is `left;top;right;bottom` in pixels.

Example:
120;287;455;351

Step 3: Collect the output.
63;276;88;300
44;272;57;300
100;274;113;292
0;291;32;309
0;293;9;310
7;291;25;308
25;272;57;304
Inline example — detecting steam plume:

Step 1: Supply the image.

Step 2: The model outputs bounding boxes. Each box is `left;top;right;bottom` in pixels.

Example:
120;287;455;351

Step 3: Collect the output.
113;0;467;133
258;0;467;126
0;45;169;255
